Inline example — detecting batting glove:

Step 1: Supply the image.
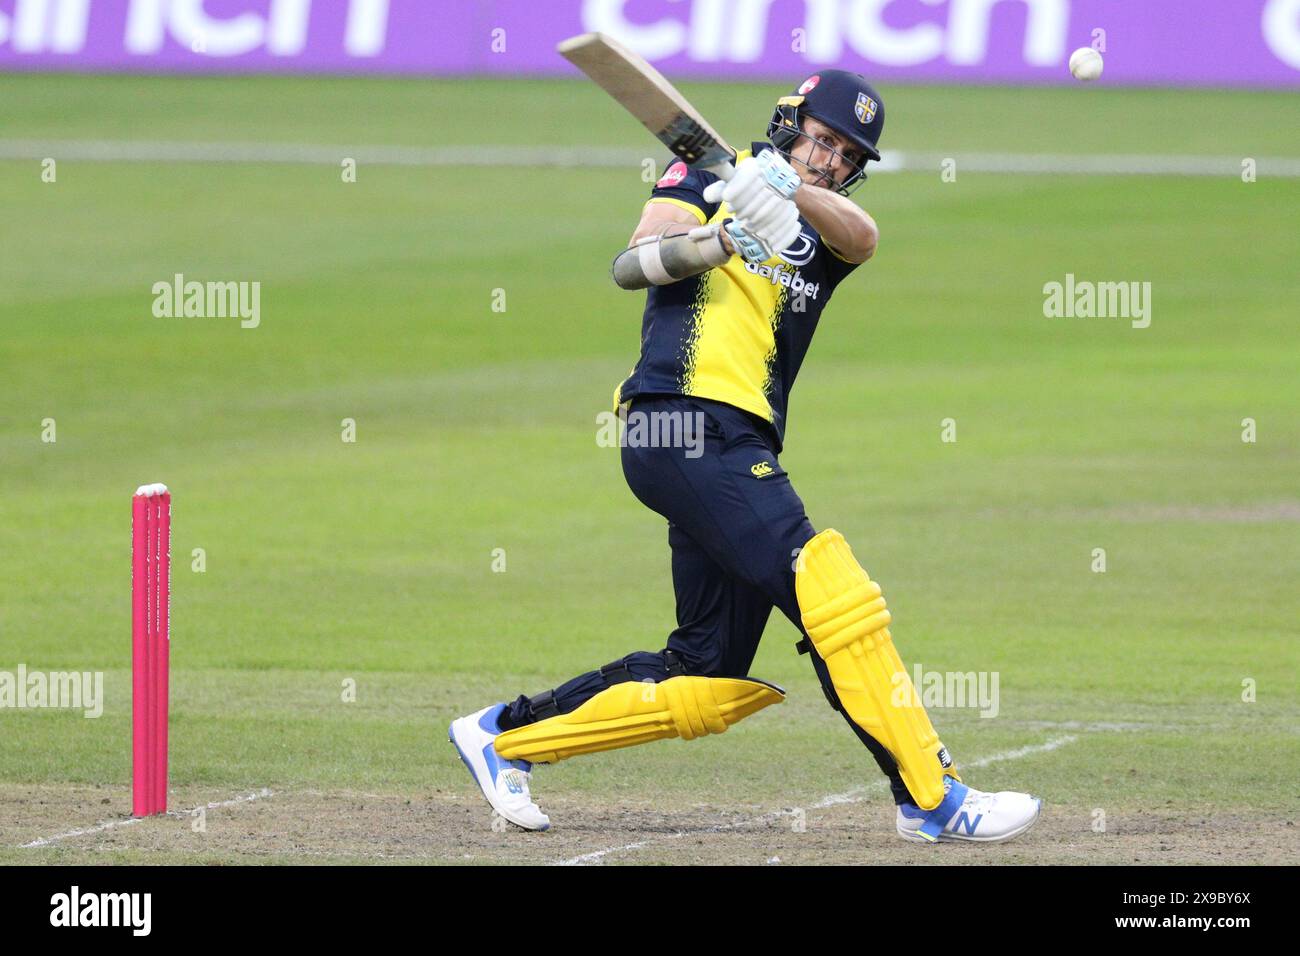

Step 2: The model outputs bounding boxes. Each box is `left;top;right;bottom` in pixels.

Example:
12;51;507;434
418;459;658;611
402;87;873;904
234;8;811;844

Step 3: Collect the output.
723;218;774;264
703;149;802;209
705;150;803;258
741;200;802;257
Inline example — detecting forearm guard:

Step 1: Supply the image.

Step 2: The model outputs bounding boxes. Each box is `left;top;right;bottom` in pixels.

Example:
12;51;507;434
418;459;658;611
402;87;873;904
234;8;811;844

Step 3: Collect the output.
611;222;733;290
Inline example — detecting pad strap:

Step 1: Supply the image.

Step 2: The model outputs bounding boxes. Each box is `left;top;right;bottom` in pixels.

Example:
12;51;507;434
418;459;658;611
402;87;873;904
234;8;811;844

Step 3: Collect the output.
663;649;687;678
526;690;560;721
599;659;634;684
525;651;689;724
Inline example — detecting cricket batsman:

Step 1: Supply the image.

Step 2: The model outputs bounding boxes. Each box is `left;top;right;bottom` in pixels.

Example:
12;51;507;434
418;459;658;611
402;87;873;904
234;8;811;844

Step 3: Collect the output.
451;71;1042;844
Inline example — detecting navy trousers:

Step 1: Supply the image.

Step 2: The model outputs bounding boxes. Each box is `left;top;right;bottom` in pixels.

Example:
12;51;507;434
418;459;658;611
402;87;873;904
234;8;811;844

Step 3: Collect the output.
500;395;909;804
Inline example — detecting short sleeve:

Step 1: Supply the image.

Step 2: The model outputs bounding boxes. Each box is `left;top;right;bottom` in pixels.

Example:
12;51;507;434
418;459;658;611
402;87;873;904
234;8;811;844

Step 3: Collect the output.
820;239;862;289
645;159;722;225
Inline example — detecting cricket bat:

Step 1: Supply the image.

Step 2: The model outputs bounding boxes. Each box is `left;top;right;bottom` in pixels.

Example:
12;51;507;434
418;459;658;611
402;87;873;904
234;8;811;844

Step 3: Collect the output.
557;32;735;181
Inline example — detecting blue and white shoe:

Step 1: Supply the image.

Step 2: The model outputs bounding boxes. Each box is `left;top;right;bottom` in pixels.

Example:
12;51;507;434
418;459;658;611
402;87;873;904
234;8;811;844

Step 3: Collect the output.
449;704;550;831
896;777;1041;843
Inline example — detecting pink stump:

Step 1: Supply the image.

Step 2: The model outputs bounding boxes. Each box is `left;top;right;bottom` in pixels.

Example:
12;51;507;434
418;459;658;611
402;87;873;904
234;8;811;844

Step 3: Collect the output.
132;484;170;816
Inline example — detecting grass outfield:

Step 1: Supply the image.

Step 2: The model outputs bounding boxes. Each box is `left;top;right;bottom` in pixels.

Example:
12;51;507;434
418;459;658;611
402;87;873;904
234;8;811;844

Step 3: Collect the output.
1;75;1297;864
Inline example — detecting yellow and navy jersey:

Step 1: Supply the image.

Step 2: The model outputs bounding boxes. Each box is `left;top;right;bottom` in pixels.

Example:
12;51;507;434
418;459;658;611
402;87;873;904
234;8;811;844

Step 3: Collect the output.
614;141;862;447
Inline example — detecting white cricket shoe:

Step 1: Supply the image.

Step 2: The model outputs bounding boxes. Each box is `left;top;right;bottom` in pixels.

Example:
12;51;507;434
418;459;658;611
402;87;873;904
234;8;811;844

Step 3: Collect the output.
449;703;550;831
895;777;1041;844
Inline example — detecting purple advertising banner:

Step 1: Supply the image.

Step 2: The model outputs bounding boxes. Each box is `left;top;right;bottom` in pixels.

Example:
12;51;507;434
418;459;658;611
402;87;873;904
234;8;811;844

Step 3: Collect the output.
1;0;1298;87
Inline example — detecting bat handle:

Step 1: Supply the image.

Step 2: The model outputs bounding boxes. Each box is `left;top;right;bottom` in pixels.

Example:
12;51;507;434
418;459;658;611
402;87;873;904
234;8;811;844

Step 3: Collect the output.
706;159;735;181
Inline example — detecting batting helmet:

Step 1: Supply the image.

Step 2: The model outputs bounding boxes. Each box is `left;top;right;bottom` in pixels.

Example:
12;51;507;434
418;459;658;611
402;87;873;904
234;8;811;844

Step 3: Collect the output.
767;70;885;194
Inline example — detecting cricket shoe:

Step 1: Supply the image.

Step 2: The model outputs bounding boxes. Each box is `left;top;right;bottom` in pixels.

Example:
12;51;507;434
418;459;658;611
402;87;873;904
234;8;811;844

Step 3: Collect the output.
895;777;1041;844
448;703;550;831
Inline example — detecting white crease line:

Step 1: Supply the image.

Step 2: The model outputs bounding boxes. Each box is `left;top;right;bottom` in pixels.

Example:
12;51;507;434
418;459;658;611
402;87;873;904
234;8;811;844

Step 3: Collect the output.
183;787;273;815
0;140;1297;177
559;840;653;866
1023;720;1172;732
19;788;273;848
20;815;145;849
555;734;1079;865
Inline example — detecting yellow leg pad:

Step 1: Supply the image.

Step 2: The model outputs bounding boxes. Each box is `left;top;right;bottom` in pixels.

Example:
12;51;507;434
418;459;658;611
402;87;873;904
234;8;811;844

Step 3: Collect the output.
494;676;784;764
796;529;956;810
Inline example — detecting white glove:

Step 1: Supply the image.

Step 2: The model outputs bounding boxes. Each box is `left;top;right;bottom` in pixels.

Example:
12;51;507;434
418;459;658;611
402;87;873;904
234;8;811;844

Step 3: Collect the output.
703;148;802;207
741;200;802;258
704;149;803;257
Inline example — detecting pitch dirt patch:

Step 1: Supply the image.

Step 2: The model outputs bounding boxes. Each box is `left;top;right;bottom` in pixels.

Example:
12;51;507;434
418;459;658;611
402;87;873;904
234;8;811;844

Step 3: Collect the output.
4;784;1295;865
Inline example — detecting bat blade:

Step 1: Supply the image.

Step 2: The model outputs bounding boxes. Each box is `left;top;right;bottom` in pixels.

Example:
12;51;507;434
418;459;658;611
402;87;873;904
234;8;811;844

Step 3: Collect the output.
557;32;734;176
